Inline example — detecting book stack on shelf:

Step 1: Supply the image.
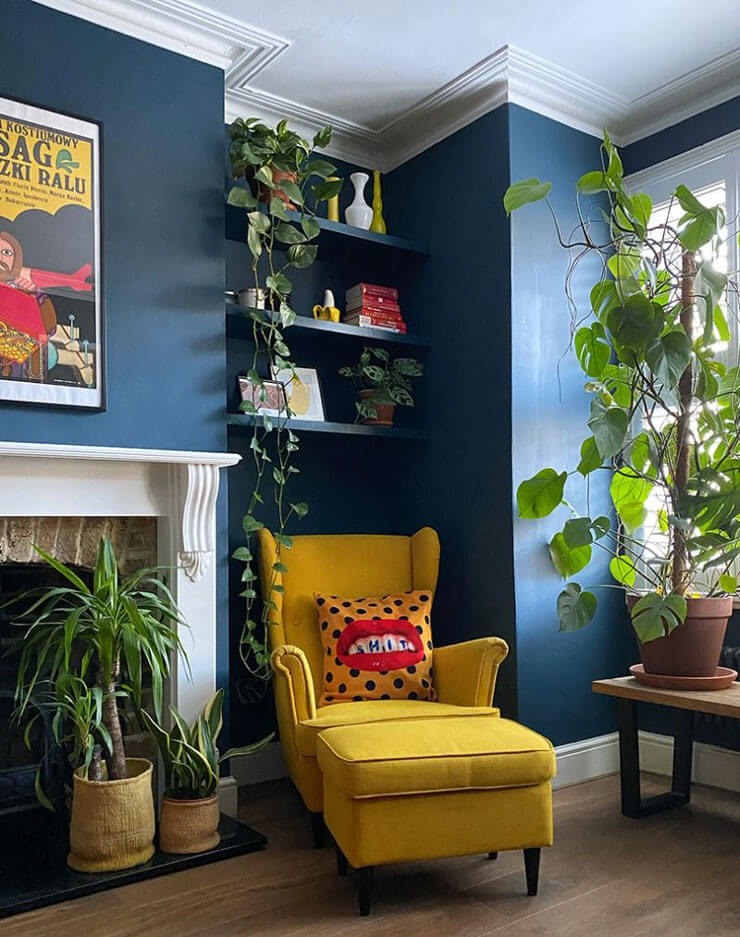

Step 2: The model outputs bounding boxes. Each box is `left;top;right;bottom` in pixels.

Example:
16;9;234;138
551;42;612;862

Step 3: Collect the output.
344;282;406;335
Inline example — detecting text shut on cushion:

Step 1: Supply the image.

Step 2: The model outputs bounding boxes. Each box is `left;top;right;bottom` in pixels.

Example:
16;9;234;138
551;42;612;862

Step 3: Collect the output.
316;716;556;799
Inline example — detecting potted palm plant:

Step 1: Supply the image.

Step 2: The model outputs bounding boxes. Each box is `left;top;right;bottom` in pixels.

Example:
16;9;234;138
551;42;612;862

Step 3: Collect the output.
13;536;186;871
339;346;423;426
505;131;739;685
142;689;273;854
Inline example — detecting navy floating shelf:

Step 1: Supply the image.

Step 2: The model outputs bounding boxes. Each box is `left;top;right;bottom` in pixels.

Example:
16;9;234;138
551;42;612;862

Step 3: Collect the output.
226;413;427;440
226;303;429;348
225;202;429;257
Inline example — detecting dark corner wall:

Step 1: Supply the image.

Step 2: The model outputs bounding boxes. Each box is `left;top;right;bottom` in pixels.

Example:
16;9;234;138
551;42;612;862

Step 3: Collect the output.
3;0;231;711
508;105;634;745
385;108;518;716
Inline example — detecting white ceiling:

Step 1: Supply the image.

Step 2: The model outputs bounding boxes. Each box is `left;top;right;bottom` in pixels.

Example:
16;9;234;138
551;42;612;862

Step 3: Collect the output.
37;0;740;169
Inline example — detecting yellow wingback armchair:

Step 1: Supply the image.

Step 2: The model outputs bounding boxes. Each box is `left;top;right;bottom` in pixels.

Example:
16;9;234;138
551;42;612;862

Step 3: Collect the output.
257;527;509;829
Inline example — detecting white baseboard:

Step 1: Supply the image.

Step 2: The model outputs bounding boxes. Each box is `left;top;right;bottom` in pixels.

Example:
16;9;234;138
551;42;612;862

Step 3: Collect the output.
639;730;740;793
552;732;620;789
230;740;287;786
228;730;740;796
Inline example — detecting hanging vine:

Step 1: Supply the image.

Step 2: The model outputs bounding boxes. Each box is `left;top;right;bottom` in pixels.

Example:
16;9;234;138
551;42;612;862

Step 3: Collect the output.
227;119;340;699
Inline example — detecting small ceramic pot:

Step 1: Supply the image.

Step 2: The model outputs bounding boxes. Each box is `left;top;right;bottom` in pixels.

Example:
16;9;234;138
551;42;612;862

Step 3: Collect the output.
358;389;395;427
238;288;267;309
159;794;220;855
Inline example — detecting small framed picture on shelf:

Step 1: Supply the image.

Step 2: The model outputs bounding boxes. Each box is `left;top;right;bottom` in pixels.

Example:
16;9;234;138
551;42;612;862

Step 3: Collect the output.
238;376;287;418
271;366;325;422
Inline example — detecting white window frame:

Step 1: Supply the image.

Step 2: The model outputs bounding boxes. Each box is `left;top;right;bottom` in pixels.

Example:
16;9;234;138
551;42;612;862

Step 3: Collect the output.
624;131;740;603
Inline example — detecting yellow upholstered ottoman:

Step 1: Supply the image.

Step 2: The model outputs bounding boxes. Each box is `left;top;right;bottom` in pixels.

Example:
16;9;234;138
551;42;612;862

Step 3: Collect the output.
316;715;556;915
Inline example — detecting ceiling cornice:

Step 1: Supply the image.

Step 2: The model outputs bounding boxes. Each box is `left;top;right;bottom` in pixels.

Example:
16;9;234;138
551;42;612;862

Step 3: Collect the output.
34;0;740;171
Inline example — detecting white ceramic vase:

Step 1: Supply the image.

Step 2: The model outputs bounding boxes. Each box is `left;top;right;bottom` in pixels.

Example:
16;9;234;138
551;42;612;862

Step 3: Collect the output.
345;172;373;229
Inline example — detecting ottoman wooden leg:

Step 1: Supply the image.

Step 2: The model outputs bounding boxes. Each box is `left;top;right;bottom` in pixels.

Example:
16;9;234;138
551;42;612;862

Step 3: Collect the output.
357;866;374;916
487;852;498;860
310;811;324;849
524;848;540;896
336;846;348;877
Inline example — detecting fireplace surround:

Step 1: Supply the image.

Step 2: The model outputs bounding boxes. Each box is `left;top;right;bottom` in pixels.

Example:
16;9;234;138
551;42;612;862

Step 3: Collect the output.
0;441;240;811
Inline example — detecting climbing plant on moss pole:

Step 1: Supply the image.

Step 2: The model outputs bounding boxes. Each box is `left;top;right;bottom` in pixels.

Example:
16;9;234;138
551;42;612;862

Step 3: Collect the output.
505;131;740;643
227;119;341;696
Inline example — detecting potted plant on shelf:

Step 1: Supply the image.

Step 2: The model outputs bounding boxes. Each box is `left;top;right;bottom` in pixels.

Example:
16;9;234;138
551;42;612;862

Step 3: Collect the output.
142;689;273;855
226;118;340;702
339;346;423;426
13;536;186;871
505;131;740;685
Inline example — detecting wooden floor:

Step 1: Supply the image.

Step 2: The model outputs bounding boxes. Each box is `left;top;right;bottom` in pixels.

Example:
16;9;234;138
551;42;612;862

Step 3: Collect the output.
6;773;740;937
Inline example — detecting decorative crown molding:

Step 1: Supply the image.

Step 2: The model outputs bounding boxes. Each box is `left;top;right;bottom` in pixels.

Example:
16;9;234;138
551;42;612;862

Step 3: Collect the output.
34;0;740;171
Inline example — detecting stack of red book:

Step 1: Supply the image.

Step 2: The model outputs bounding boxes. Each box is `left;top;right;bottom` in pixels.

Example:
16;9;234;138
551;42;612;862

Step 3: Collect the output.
344;283;406;334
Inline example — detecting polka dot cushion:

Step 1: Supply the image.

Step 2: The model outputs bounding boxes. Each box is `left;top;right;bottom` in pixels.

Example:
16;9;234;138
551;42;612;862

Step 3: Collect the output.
314;590;435;706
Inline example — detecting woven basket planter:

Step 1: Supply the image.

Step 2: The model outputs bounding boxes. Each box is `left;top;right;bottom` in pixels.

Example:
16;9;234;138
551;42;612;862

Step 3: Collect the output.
67;757;155;872
159;794;220;854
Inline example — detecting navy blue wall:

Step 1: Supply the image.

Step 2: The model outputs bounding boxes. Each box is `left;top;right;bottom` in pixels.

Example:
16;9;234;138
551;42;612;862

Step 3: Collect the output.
508;105;634;745
3;0;231;714
623;95;740;174
385;107;519;717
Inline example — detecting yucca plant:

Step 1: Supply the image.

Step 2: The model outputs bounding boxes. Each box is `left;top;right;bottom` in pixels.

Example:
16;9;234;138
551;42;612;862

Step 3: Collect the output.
13;536;187;781
142;689;273;799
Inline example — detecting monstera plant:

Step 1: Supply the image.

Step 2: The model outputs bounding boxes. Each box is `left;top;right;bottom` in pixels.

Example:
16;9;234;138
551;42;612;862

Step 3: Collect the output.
505;131;740;677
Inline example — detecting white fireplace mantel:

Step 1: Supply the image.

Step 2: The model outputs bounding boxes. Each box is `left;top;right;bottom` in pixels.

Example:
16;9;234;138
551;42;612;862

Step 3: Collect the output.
0;441;241;727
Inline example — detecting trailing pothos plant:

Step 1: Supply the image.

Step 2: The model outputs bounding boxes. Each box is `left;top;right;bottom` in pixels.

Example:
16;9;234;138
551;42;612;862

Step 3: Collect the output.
226;119;341;696
504;131;740;644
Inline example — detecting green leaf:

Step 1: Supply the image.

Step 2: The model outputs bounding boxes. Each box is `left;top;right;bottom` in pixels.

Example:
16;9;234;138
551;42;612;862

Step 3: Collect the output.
557;583;597;632
242;515;264;534
577;436;603;476
301;217;321;240
607;247;641;281
587;398;628;459
645;329;691;388
266;272;292;295
313;178;343;201
591;280;619;320
575;322;611;378
291;501;309;518
591;515;611;539
630;592;687;643
675;184;724;251
563;517;593;549
610;554;637;587
611;468;652;532
286;244;318;269
227;186;256;208
606;294;663;350
517;468;567;518
503;178;552;215
274;222;306;244
577;171;608;194
719;574;737;594
277;179;304;206
549;533;591;579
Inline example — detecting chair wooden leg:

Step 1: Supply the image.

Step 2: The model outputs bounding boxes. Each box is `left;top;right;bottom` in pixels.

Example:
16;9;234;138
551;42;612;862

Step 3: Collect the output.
523;848;540;896
310;811;324;849
357;866;374;916
336;846;348;876
487;851;498;860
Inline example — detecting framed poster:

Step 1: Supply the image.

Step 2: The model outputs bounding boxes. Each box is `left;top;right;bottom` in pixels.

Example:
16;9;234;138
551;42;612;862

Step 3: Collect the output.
0;95;104;409
271;366;325;422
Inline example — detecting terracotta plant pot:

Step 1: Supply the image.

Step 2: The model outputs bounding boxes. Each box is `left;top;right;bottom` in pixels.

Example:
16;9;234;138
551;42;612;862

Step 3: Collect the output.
627;594;732;677
67;758;155;872
249;168;297;209
159;794;220;855
358;389;395;427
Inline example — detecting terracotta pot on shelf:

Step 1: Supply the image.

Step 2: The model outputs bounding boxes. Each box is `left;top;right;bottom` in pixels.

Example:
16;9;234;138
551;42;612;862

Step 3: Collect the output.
248;168;298;209
627;594;732;677
159;794;220;855
358;389;395;427
67;758;155;872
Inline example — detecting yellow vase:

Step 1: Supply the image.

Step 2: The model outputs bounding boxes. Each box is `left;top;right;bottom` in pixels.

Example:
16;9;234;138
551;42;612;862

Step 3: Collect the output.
327;177;340;222
370;170;386;234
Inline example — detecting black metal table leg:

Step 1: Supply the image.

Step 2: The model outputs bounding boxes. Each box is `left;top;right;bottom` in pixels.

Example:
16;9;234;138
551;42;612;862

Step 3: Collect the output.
617;698;693;818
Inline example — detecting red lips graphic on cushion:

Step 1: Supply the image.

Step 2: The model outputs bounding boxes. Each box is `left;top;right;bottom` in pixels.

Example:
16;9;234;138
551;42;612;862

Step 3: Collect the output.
336;619;423;671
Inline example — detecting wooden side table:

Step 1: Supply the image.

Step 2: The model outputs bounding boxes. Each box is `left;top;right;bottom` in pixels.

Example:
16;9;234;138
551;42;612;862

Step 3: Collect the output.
592;677;740;819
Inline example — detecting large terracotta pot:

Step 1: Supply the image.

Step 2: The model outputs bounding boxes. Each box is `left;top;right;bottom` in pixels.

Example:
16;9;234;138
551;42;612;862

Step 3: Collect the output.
159;794;220;855
68;758;155;872
628;594;732;676
358;389;395;427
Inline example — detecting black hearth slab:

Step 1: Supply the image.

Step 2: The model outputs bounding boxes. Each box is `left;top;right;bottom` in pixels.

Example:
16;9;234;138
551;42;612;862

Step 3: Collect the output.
0;808;266;919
